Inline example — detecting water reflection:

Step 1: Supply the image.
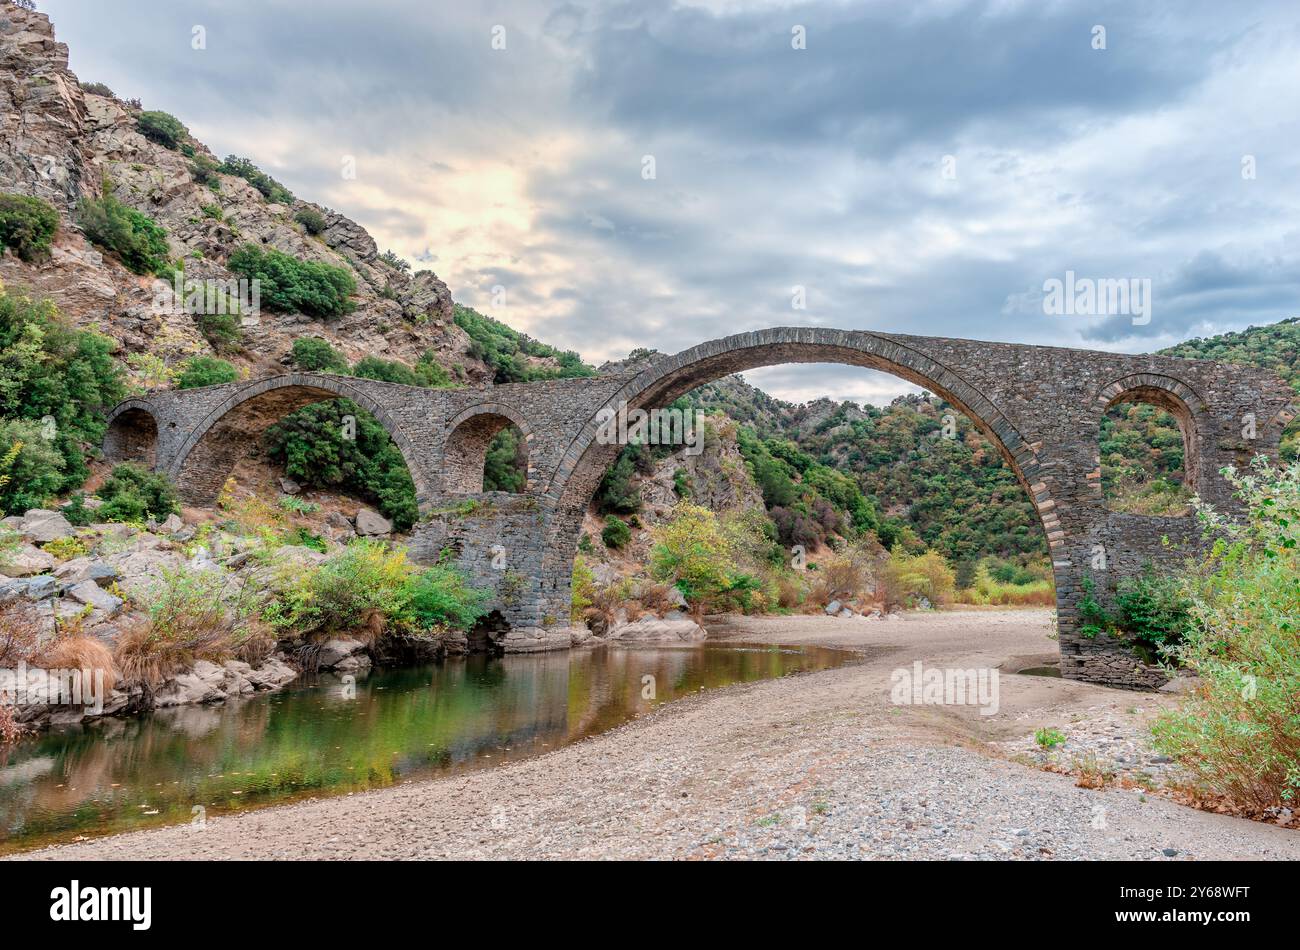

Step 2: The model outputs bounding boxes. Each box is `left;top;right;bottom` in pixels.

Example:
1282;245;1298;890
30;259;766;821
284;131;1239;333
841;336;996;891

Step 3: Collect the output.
0;642;851;853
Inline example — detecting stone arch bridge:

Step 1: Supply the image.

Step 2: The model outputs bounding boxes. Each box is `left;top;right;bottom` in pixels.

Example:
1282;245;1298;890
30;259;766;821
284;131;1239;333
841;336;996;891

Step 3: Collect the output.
104;328;1295;688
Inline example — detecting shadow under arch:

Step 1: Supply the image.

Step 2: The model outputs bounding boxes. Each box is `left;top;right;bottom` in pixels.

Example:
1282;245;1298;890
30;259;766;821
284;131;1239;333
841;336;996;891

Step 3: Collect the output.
443;403;534;493
166;373;433;514
538;327;1060;621
103;400;160;468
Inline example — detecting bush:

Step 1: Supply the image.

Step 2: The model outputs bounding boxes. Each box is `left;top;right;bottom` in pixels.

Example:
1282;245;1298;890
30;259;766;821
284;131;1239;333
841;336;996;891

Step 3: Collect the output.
0;192;59;262
176;355;239;390
0;289;125;499
189;154;221;188
217;156;294;204
136;110;188;149
483;426;526;492
39;635;117;693
196;311;241;354
405;564;490;631
227;243;355;318
264;401;418;530
291;337;350;373
1152;457;1300;811
1077;565;1191;656
960;559;1055;606
353;355;419;385
76;190;171;275
880;547;955;608
601;516;631;549
0;420;65;514
94;462;180;523
81;81;115;98
571;553;595;620
266;539;411;639
295;207;327;235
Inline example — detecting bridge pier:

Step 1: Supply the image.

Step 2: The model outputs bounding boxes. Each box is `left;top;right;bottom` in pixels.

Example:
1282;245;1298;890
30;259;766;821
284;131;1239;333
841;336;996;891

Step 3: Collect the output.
409;492;574;653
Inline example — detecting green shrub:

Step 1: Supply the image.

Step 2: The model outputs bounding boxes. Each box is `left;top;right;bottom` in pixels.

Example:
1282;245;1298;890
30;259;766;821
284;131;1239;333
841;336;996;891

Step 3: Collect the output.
1077;566;1191;656
176;355;239;389
265;538;411;637
189;154;221;188
136;110;188;149
81;81;115;98
0;192;59;262
352;355;419;385
217;156;293;204
0;421;65;515
0;289;125;499
601;516;631;549
291;337;349;373
76;189;171;275
405;564;490;631
453;303;594;383
227;243;355;318
264;401;418;530
1035;727;1067;749
1152;457;1300;811
95;462;180;523
295;207;327;235
414;354;454;387
196;311;241;354
483;426;526;492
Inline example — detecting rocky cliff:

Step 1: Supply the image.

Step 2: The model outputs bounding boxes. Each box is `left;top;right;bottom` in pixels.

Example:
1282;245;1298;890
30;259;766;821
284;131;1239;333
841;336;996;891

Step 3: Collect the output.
0;5;495;383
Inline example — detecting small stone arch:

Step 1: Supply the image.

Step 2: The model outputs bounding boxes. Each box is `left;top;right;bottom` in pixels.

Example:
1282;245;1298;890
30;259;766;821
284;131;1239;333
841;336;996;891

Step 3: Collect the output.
1093;373;1205;499
443;403;534;494
103;401;160;467
168;374;433;513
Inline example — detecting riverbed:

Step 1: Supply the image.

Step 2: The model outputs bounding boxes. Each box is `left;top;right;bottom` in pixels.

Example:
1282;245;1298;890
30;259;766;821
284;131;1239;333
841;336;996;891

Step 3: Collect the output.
0;641;852;854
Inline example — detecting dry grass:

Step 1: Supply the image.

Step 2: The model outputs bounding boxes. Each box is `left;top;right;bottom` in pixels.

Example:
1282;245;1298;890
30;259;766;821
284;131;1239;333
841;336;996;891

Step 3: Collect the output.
37;635;118;693
113;615;229;693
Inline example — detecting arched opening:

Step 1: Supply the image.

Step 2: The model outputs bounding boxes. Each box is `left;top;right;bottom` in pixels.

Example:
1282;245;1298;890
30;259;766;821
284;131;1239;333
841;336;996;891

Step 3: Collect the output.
170;376;430;529
444;409;530;494
1098;387;1196;517
103;405;158;467
546;331;1057;641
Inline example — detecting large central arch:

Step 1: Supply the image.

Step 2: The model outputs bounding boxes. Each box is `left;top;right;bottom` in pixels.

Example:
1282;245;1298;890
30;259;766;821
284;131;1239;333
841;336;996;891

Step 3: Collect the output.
166;374;435;513
537;327;1061;637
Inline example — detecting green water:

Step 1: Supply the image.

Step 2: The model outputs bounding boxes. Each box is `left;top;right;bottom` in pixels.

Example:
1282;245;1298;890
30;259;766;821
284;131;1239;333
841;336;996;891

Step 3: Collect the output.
0;642;851;853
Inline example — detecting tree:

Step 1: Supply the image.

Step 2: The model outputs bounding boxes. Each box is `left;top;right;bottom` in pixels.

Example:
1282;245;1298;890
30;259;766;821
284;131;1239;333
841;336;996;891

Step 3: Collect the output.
227;244;355;318
0;193;59;262
136;111;188;150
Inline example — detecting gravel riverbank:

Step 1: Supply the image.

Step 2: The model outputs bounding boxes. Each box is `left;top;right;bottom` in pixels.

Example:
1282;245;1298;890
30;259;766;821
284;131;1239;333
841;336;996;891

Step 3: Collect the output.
12;609;1299;860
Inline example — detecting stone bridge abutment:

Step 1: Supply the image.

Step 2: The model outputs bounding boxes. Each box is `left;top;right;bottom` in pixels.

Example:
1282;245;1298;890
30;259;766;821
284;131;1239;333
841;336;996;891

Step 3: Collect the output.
104;328;1295;688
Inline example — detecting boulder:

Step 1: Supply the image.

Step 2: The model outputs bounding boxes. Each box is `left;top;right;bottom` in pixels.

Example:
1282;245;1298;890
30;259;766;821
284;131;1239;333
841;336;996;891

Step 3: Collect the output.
838;607;855;619
103;548;184;597
242;655;298;691
65;580;124;617
4;544;57;577
354;508;392;536
19;510;75;544
54;557;119;589
278;476;301;495
603;615;707;643
318;638;370;670
1;574;57;600
824;600;842;616
158;513;184;535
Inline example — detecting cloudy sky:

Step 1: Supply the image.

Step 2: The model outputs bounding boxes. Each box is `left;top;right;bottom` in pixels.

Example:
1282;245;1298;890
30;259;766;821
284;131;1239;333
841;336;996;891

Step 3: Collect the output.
42;0;1300;405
